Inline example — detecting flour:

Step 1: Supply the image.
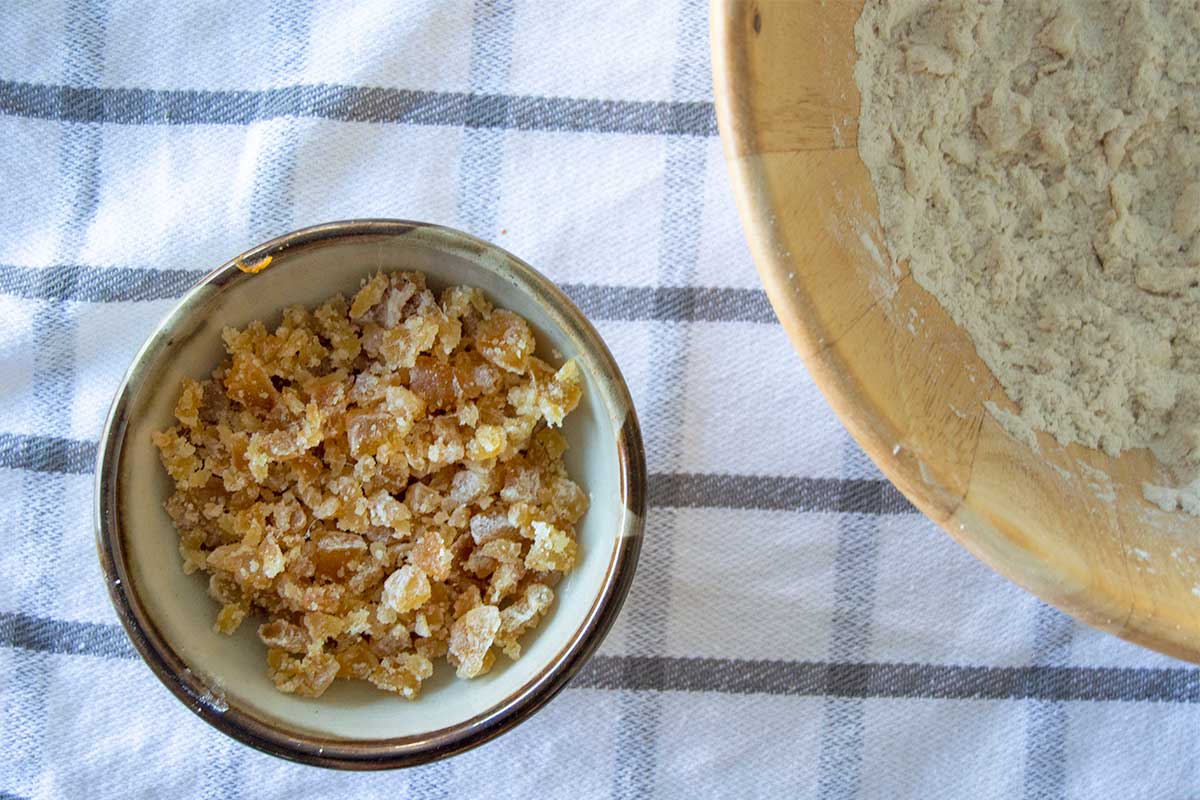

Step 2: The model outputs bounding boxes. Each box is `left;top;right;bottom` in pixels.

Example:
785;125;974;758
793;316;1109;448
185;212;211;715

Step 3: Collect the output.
855;0;1200;506
983;400;1039;454
1142;478;1200;515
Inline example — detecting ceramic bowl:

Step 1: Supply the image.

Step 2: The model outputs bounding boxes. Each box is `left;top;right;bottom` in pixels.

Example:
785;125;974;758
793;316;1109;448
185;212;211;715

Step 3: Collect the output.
94;220;645;768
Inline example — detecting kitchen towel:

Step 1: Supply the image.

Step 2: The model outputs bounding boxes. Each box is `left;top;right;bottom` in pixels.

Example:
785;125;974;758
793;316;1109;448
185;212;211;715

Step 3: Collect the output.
2;1;1198;797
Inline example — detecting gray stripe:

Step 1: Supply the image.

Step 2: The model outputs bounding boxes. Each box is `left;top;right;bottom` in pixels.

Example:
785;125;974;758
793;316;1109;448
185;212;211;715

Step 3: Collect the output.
1024;701;1068;799
14;4;107;782
0;433;96;474
455;0;516;240
246;0;315;247
815;699;865;798
429;4;519;795
613;3;711;792
564;283;776;324
25;0;102;608
650;473;915;514
0;264;202;302
24;311;75;611
456;126;505;238
0;262;778;323
1023;605;1076;800
208;10;317;797
15;305;69;796
6;612;1200;704
0;613;134;659
268;1;313;75
816;444;884;799
580;657;1200;703
0;80;718;137
0;262;779;331
248;124;302;242
825;518;883;666
1;432;917;515
611;512;673;799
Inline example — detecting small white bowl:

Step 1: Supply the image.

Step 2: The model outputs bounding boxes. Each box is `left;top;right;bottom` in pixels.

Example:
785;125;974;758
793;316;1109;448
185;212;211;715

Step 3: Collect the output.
94;220;645;769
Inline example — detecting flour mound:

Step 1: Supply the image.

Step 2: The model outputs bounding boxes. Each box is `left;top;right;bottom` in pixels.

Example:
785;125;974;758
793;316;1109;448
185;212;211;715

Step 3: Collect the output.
855;0;1200;488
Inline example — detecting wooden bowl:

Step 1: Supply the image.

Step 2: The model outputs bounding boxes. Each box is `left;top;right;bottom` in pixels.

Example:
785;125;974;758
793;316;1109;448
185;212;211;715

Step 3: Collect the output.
711;0;1200;662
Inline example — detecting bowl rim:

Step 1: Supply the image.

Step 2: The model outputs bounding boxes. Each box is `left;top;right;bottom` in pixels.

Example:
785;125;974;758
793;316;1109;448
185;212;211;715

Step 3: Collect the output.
93;219;646;770
708;0;1200;662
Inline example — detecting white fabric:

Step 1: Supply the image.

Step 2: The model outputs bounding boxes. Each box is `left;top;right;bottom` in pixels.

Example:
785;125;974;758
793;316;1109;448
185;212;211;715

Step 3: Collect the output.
2;1;1199;797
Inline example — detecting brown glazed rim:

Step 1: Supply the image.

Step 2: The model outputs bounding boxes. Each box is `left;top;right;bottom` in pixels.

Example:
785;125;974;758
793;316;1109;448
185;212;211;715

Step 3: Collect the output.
93;220;647;770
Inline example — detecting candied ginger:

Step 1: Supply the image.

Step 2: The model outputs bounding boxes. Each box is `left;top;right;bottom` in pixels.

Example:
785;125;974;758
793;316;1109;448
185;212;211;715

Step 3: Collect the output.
154;270;587;700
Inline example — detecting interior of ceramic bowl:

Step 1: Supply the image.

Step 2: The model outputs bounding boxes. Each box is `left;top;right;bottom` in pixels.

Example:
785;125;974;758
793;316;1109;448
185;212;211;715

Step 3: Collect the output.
99;222;640;749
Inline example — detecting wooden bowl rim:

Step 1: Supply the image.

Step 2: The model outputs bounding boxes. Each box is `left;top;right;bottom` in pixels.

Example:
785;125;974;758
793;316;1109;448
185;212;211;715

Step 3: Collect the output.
709;0;1200;662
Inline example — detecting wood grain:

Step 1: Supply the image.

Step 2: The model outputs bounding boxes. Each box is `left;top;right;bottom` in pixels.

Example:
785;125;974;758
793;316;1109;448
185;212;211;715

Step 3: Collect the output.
712;0;1200;662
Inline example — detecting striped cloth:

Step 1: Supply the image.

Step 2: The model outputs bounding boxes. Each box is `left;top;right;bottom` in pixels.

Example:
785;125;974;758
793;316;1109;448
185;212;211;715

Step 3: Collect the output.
3;1;1199;797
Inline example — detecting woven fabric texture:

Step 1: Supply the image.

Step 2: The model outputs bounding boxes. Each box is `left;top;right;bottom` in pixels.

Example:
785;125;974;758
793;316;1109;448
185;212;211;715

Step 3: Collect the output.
1;2;1197;798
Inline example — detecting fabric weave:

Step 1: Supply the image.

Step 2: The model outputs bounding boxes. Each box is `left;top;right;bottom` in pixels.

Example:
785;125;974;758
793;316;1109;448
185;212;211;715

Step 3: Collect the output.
1;2;1197;797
